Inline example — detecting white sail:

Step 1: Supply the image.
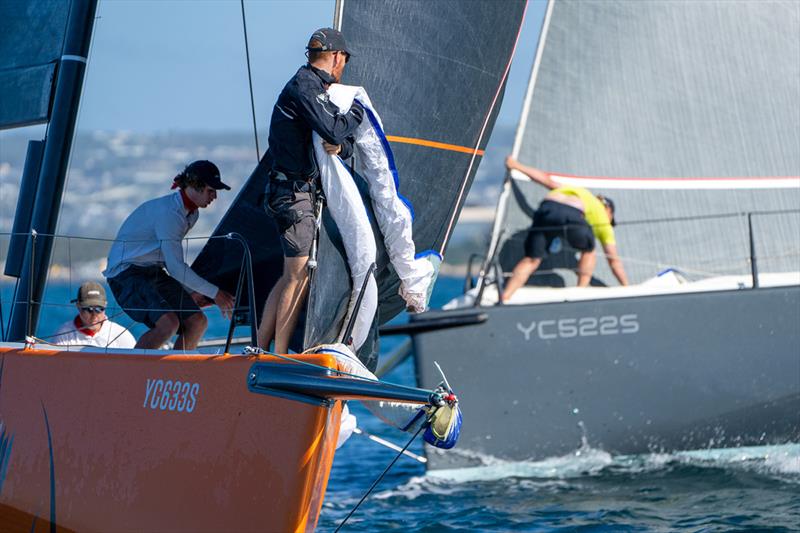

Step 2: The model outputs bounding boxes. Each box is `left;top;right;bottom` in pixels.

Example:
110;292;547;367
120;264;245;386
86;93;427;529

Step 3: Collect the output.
493;0;800;285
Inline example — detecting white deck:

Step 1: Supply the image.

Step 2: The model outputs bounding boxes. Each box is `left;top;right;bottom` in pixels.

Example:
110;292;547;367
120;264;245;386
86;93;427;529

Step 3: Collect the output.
444;271;800;309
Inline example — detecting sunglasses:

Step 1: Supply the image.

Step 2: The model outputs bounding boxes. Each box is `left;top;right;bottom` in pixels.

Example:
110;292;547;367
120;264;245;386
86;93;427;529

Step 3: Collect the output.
80;306;106;314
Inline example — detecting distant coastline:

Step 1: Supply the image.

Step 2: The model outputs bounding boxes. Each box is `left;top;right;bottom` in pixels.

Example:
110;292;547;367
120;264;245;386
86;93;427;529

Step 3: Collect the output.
1;128;508;279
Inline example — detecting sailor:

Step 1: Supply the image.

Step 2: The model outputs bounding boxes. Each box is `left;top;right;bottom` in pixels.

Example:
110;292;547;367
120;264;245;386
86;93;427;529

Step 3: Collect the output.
104;160;235;350
258;28;364;353
502;156;629;300
51;281;136;349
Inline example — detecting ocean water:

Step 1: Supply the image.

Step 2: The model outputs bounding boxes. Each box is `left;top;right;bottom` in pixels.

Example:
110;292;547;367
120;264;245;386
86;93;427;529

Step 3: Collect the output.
318;279;800;532
5;278;799;531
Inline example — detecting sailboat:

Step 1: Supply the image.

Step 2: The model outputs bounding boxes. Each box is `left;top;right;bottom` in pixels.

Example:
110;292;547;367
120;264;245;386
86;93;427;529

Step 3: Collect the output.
412;0;800;470
0;0;526;529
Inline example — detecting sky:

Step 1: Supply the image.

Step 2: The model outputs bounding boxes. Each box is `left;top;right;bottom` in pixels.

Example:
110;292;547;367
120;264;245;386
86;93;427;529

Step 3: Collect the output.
72;0;547;139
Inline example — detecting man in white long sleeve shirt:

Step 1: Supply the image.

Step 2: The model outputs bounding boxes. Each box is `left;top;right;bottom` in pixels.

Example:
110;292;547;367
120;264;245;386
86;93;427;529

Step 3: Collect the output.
104;160;235;350
51;281;136;349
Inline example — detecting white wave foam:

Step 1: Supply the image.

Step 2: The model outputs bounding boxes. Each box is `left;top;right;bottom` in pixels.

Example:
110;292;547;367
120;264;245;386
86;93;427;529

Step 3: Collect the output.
424;443;800;483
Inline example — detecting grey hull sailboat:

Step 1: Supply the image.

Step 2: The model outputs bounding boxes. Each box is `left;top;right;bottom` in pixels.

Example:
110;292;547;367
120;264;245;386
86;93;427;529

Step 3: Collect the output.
413;0;800;470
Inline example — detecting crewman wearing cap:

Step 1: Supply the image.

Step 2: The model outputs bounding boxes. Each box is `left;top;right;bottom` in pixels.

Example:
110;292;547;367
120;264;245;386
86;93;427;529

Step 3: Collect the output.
502;156;629;301
51;281;136;349
258;27;365;353
104;160;235;350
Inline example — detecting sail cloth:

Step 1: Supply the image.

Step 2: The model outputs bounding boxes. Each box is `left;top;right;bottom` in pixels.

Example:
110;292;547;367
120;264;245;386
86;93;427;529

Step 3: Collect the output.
193;0;527;357
312;96;377;351
329;85;436;310
492;0;800;286
313;83;435;350
305;0;528;362
0;0;70;129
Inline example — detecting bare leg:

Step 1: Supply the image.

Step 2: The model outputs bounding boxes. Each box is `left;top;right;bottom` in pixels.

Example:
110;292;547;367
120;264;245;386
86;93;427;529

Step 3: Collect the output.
576;250;597;287
257;275;287;350
135;313;180;349
174;312;208;351
501;257;542;302
273;256;310;354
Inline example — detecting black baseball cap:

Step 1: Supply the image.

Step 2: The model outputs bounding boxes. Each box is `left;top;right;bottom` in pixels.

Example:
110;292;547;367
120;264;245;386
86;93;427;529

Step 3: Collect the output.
185;160;230;190
307;28;353;56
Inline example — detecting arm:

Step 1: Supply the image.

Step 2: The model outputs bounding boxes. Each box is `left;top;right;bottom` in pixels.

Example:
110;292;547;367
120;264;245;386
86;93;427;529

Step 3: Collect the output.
506;156;559;190
322;135;355;159
293;88;364;145
602;243;629;286
155;211;220;299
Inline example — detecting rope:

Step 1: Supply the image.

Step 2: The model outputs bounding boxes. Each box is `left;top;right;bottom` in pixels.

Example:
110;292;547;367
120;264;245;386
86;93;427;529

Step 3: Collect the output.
240;0;260;162
334;411;434;533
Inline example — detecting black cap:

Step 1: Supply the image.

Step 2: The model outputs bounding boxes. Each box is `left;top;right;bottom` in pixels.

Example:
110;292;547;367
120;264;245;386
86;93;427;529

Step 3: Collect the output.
184;160;230;190
598;195;616;226
307;28;353;56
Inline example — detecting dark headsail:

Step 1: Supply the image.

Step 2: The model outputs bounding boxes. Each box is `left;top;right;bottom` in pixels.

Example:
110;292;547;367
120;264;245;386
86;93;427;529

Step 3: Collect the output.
303;0;527;365
193;1;527;358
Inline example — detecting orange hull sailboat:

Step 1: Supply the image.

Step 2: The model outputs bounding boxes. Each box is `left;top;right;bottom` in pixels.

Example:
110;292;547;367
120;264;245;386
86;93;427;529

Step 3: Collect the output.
0;347;345;531
0;345;440;531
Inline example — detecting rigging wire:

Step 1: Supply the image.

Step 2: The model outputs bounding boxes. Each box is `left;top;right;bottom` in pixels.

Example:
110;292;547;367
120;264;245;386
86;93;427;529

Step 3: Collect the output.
240;0;261;162
334;413;432;533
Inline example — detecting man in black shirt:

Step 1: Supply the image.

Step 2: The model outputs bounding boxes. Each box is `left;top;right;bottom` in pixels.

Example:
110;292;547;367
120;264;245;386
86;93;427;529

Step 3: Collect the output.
258;28;364;353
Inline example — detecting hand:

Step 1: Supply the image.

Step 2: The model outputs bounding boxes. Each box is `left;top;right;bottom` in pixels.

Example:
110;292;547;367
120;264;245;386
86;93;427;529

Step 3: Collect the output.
505;155;519;171
190;291;214;308
322;141;342;155
214;289;235;319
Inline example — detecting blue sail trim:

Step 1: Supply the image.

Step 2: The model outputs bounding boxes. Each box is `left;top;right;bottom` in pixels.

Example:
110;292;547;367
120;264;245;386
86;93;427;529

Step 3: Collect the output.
357;99;416;221
415;250;443;261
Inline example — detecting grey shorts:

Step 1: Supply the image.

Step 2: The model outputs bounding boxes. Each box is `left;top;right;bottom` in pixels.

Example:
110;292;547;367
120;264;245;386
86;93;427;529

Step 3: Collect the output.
265;180;316;258
107;265;202;329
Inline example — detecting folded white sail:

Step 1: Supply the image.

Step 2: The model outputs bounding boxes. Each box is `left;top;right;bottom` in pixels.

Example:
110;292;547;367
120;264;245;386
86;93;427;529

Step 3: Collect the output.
328;84;435;311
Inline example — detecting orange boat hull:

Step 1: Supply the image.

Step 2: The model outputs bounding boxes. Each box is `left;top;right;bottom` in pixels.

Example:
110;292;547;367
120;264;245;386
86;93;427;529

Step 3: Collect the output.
0;346;342;532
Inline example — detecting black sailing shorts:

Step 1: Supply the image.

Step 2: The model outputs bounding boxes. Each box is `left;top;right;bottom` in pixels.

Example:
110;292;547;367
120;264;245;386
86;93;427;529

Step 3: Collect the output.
107;265;202;329
525;200;596;259
264;179;316;258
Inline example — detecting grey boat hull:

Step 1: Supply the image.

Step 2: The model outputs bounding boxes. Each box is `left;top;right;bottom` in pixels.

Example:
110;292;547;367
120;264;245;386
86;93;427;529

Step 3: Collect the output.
413;285;800;470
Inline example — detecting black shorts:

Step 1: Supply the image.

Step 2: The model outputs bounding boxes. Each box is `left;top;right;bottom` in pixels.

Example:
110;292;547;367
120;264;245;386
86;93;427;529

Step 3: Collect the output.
107;265;202;329
524;200;595;259
264;180;316;258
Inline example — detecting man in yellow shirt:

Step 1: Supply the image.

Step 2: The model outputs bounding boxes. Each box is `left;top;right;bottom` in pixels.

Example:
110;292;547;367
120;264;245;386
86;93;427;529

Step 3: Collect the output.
502;157;629;301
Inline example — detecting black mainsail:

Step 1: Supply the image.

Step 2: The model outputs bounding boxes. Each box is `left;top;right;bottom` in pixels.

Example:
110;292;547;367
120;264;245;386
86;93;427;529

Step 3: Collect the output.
304;0;528;365
194;1;527;360
0;0;70;129
2;0;98;340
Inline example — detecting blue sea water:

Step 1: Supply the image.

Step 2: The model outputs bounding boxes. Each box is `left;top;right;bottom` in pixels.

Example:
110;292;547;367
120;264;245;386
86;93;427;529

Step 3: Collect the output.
318;279;800;532
4;277;799;531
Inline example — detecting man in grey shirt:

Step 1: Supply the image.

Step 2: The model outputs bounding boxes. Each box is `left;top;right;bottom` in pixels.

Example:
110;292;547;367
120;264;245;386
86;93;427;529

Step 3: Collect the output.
104;160;235;350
